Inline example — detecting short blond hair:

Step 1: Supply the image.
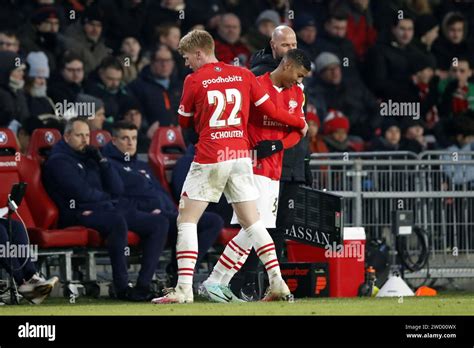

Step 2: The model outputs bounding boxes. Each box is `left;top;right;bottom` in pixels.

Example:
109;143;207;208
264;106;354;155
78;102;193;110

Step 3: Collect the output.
178;29;215;55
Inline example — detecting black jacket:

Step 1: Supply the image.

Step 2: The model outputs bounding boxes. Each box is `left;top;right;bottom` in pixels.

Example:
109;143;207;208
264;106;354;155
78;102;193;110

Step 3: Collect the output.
102;142;177;217
48;74;84;105
0;51;30;127
307;76;380;140
43;139;124;227
250;47;309;183
367;36;424;100
127;65;182;127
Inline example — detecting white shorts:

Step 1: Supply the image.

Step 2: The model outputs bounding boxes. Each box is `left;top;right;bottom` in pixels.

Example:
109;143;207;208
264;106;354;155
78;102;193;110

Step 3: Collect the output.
231;174;280;228
181;158;260;204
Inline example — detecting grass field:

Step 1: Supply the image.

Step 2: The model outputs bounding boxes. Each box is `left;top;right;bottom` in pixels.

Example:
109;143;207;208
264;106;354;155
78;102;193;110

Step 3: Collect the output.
1;292;473;316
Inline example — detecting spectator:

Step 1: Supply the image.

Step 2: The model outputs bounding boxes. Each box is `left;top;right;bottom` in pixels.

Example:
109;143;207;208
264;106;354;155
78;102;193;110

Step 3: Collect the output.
117;36;150;84
438;57;474;118
317;10;361;83
308;52;379;140
24;52;57;122
118;98;150;153
367;14;424;100
64;5;112;75
442;114;474;186
48;52;85;105
19;6;63;72
408;54;439;129
293;14;321;61
155;23;186;79
84;56;136;121
43;117;166;301
75;93;106;131
214;13;251;67
322;109;357;152
0;30;20;53
400;119;427;153
369;118;402;151
243;10;281;53
306;111;328;153
0;218;58;304
102;121;223;281
341;0;377;61
0;51;29;130
413;14;439;56
432;12;474;76
127;44;182;131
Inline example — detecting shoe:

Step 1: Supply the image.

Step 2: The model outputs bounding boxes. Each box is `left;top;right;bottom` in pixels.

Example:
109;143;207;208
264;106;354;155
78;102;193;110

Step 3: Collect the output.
151;284;193;304
218;285;245;303
114;284;134;301
127;286;156;302
198;281;230;303
18;274;59;305
261;278;293;302
239;282;259;302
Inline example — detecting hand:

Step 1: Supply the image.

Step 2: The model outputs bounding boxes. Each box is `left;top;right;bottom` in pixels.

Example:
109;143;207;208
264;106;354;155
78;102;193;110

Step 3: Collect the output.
82;210;93;216
151;208;162;215
253;140;283;159
299;121;308;137
84;145;106;163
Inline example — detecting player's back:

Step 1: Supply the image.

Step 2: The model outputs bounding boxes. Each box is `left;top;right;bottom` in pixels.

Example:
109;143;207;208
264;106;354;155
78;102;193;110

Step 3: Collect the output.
180;61;268;164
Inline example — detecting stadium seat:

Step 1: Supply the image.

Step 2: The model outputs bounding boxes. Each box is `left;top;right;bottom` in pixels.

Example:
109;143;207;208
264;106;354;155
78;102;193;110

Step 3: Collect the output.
0;128;89;283
26;128;62;163
148;126;186;194
216;227;240;246
90;129;112;148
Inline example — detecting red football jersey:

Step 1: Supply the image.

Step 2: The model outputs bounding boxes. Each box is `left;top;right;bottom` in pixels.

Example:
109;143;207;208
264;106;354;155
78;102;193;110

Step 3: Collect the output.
249;72;305;180
178;61;270;164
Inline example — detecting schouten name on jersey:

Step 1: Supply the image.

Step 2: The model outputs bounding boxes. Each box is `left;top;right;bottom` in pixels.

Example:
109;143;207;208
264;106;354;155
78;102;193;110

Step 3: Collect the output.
210;130;244;140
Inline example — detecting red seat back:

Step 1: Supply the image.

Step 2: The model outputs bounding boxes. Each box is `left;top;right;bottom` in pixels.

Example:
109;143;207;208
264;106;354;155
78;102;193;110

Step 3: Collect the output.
90;130;112;148
26;128;61;163
148;126;186;194
0;128;58;229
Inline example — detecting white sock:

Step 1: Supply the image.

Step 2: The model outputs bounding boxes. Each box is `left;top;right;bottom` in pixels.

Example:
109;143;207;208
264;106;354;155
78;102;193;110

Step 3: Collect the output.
245;220;282;286
176;222;198;291
207;228;252;284
221;248;251;286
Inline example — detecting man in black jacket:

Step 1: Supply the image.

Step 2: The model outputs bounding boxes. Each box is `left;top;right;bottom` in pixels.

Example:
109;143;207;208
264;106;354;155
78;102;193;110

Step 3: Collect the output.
0;51;29;129
233;26;311;300
43;118;167;301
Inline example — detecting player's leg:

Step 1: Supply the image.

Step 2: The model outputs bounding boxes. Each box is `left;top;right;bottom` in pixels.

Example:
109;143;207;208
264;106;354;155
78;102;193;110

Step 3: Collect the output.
223;160;290;301
153;161;228;304
152;196;208;304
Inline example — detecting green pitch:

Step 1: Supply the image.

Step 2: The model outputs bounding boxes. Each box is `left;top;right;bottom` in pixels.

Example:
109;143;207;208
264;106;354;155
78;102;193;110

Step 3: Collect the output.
1;292;473;315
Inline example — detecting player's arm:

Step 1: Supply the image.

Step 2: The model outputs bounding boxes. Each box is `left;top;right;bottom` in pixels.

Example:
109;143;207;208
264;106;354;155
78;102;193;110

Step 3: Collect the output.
249;71;305;129
254;119;304;159
178;75;195;128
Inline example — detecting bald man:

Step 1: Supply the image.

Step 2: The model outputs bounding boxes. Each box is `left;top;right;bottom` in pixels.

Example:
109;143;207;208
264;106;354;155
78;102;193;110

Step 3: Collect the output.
250;25;297;76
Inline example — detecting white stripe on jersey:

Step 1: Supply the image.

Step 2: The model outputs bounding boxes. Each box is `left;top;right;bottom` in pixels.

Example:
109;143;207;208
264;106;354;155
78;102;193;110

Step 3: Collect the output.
254;94;269;107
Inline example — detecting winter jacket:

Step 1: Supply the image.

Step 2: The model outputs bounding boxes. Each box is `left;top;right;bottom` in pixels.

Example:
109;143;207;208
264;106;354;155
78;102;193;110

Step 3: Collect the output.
0;51;30;127
42;139;124;226
127;65;182;127
102;142;177;217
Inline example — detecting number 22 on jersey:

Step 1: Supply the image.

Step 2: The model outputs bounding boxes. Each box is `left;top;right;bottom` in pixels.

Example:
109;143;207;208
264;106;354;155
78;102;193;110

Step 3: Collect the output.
207;88;242;127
